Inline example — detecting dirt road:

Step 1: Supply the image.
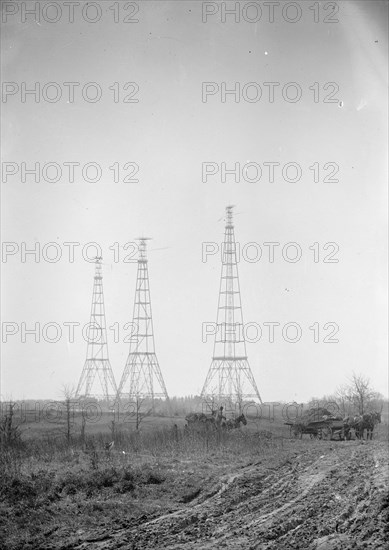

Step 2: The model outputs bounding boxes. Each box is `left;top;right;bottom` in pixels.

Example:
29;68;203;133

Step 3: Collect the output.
71;440;388;550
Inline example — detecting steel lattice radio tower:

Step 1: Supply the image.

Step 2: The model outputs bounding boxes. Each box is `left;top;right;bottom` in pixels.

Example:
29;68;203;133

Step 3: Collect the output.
117;238;169;401
201;206;262;404
75;257;118;400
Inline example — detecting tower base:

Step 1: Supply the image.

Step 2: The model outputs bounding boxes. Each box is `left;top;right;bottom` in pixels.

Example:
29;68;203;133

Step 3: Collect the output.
201;358;262;403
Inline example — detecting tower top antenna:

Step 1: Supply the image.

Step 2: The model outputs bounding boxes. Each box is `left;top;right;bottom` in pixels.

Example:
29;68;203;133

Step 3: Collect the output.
136;237;152;242
226;205;235;227
136;237;152;262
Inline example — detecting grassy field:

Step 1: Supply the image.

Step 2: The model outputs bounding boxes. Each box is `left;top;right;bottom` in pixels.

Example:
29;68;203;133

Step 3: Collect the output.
0;415;284;549
1;409;388;549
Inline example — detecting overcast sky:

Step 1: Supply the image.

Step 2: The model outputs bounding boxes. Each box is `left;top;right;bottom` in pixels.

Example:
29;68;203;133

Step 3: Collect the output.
1;0;388;402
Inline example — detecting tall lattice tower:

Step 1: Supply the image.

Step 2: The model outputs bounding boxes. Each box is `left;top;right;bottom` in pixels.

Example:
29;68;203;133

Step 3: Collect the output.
117;238;169;401
75;257;117;400
201;206;262;405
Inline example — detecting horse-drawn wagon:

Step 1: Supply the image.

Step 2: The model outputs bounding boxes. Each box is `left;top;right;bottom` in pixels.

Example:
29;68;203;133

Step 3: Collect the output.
285;408;348;440
285;406;382;441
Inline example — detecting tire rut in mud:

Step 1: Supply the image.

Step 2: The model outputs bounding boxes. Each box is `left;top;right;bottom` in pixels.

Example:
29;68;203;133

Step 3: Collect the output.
71;442;389;550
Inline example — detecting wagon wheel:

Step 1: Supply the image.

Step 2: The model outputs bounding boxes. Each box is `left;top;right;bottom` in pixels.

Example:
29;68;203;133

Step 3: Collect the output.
321;426;332;440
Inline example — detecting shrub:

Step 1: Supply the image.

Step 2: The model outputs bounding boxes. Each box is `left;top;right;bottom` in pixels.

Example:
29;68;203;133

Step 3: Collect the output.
142;470;165;485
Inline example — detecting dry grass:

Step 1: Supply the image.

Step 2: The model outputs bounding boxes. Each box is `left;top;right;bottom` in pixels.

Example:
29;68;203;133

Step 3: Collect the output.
0;420;286;549
1;415;387;550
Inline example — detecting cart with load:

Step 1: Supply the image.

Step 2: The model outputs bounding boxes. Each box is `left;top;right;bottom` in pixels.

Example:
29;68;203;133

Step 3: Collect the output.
285;408;348;440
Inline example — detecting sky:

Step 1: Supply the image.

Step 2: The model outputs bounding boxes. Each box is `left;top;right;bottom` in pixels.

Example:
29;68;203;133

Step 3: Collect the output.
1;0;388;403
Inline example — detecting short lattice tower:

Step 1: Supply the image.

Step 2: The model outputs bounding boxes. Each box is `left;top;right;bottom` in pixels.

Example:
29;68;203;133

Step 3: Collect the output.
117;238;169;402
75;257;118;400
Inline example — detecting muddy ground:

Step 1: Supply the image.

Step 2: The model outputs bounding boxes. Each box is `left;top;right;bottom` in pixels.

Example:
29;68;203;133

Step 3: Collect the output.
8;439;385;550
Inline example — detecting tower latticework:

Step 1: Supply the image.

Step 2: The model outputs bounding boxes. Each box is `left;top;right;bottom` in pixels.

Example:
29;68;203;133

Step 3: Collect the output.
76;257;118;400
201;206;262;404
117;238;169;401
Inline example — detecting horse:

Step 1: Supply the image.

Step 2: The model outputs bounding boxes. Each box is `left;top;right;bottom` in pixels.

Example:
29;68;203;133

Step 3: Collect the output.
223;413;247;430
342;417;355;440
352;411;382;440
185;411;217;432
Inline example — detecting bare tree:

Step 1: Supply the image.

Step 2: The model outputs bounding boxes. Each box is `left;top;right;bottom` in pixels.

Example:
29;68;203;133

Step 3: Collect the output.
0;402;21;447
60;384;76;444
345;373;379;415
80;413;86;446
335;385;352;417
133;395;152;431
